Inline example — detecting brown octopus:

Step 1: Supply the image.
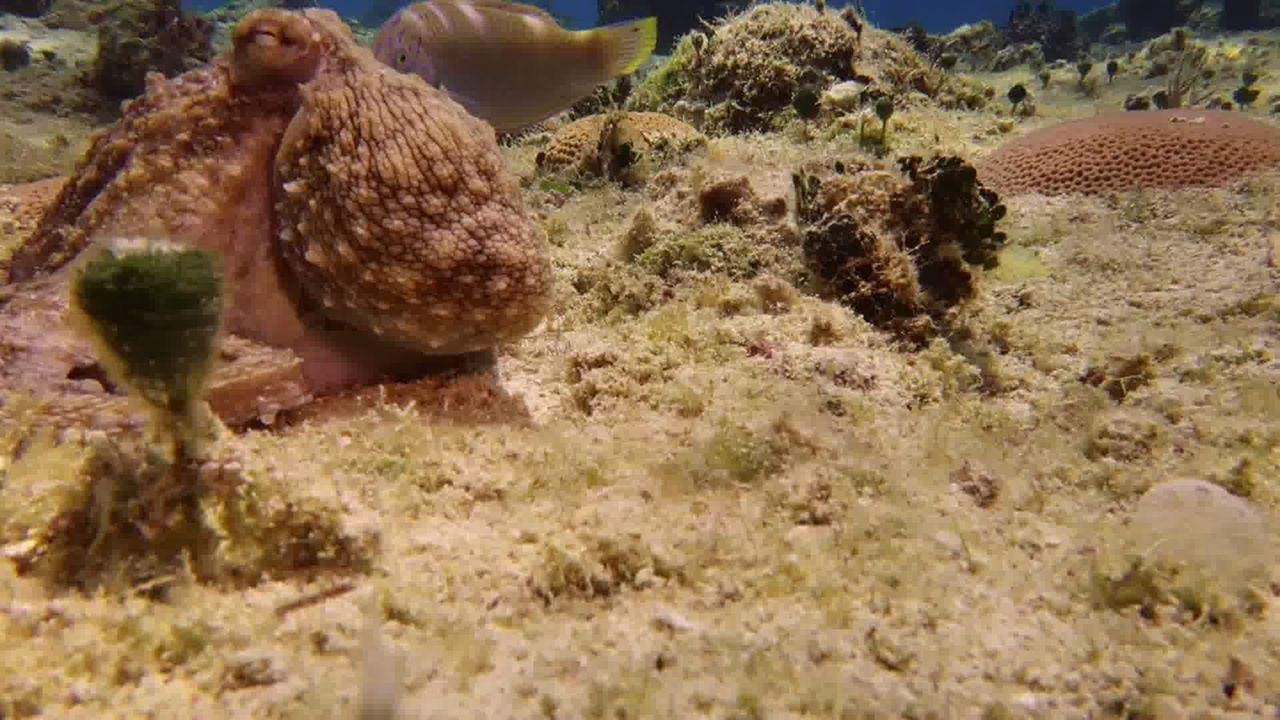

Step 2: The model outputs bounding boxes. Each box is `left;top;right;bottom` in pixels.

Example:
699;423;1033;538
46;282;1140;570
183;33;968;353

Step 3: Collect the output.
0;9;552;431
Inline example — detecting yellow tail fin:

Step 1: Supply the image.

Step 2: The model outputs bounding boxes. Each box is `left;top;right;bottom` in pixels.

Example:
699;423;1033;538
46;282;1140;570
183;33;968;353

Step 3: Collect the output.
595;16;658;78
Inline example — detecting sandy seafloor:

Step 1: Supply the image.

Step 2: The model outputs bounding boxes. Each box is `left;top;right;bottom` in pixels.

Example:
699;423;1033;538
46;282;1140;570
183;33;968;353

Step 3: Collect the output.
1;7;1279;720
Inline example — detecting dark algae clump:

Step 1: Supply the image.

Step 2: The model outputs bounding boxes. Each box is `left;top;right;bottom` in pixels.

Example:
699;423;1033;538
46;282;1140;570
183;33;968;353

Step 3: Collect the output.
72;241;224;432
797;155;1006;344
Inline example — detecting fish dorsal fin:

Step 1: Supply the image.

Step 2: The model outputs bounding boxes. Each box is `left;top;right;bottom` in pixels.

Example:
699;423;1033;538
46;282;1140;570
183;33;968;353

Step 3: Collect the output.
427;0;557;22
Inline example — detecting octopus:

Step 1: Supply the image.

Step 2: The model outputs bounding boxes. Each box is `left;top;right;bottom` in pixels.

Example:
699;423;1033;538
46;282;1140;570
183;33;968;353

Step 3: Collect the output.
0;8;552;433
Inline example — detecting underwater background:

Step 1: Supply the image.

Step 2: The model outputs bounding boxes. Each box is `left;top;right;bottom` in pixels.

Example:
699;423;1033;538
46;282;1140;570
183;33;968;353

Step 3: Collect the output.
178;0;1118;33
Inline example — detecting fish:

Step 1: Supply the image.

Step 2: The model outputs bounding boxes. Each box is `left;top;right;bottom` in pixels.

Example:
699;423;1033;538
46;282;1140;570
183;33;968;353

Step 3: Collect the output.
372;0;657;133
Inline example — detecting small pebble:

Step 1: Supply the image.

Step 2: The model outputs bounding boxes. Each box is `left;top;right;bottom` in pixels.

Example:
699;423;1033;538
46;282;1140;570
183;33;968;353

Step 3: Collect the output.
0;38;31;72
1130;479;1269;588
652;604;698;633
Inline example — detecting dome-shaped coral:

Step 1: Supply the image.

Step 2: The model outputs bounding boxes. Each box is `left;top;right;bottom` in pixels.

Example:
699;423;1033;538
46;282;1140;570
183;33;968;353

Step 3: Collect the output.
976;109;1280;196
537;111;705;184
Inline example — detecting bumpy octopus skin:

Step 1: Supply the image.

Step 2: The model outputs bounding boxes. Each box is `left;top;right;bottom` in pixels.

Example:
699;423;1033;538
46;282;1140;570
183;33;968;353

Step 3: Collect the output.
4;9;552;397
273;11;552;356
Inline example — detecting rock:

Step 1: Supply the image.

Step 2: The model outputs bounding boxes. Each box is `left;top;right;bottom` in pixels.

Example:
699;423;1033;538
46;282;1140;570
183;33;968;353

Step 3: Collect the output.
1079;3;1123;42
631;3;996;134
1004;0;1082;63
797;155;1006;345
0;0;51;16
1130;479;1270;591
628;4;866;134
0;38;32;71
821;80;865;113
1221;0;1263;29
991;42;1045;72
1118;0;1192;41
89;0;215;102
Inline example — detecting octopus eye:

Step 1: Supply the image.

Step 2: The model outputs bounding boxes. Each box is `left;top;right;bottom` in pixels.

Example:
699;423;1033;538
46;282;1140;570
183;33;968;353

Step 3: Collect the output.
231;9;321;89
398;53;408;65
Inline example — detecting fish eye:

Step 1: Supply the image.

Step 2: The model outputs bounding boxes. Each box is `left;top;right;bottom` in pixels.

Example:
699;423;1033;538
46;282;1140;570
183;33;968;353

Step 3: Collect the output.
398;53;407;65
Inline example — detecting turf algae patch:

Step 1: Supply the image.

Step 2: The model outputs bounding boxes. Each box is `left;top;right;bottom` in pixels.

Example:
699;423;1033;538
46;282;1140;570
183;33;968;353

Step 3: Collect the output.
530;533;688;604
0;424;377;594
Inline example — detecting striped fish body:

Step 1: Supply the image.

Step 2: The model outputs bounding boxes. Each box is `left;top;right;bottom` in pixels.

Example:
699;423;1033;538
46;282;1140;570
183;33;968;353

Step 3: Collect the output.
373;0;656;133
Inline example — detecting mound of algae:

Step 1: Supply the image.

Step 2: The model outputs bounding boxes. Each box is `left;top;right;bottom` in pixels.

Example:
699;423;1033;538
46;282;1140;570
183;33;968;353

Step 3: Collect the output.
629;3;993;135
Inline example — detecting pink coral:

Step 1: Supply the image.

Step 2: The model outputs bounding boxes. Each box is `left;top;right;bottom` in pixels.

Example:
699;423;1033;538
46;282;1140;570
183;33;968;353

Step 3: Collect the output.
977;110;1280;196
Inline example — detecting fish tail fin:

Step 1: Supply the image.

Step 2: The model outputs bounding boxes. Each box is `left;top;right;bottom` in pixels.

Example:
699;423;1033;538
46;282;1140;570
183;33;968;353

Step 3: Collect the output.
593;16;658;77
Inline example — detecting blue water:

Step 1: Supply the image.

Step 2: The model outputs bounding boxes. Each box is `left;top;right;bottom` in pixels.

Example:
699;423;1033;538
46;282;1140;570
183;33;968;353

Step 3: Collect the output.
183;0;1117;34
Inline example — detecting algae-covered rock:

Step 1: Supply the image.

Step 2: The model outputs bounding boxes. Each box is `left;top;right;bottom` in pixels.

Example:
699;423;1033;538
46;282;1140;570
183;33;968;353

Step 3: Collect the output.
630;3;991;135
937;20;1005;71
89;0;214;102
796;155;1006;344
629;4;863;134
1093;478;1273;618
0;38;32;71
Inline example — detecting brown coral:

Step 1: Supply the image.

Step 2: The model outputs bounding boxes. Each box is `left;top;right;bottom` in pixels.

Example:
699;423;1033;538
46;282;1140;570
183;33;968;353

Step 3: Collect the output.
539;114;612;172
4;8;551;397
537;111;705;185
976;109;1280;196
